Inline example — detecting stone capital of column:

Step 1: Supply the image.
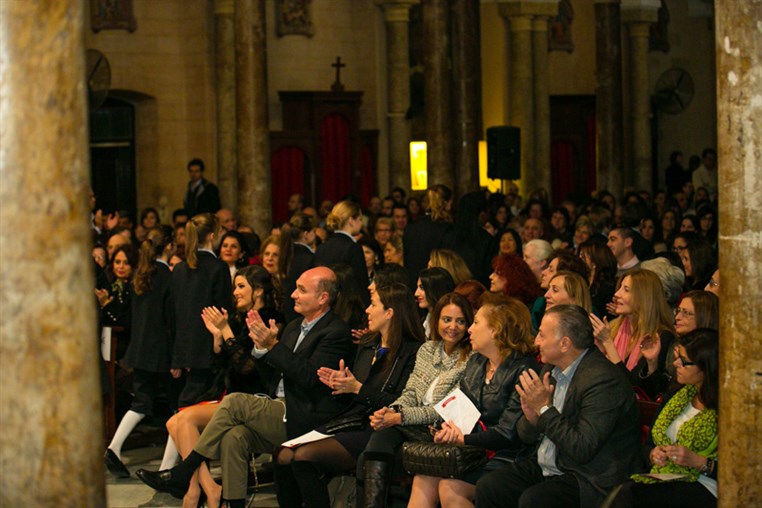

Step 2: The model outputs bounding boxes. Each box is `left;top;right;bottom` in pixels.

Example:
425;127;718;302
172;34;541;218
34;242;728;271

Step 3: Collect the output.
498;1;558;19
215;0;234;15
621;8;659;25
375;0;419;22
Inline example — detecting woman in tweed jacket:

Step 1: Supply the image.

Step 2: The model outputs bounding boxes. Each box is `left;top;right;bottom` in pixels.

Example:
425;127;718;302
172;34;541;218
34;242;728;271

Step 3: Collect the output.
356;293;474;507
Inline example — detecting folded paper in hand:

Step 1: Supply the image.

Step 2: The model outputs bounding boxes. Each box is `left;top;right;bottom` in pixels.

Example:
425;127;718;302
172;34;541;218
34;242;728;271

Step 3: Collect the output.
434;387;481;434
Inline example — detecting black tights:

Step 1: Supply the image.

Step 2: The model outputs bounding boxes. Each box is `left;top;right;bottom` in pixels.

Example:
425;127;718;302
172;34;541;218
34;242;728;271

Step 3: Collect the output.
275;438;355;508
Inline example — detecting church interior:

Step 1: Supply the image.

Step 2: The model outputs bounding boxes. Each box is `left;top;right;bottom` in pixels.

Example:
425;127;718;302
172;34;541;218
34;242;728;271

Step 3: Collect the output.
0;0;760;507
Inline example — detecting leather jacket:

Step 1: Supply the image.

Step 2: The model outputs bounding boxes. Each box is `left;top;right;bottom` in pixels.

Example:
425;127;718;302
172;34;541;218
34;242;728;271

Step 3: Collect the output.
460;352;539;458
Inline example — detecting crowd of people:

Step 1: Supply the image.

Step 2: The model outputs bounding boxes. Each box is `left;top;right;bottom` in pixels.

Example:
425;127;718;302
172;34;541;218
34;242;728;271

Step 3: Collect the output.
90;155;720;507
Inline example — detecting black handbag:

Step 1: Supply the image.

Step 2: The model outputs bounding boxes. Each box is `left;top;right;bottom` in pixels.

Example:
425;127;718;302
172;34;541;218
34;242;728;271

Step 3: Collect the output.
401;441;488;479
324;412;368;434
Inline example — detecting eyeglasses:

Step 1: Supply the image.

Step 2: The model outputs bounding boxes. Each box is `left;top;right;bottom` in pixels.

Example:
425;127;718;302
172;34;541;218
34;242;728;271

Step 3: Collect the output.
674;307;695;318
676;356;696;367
673;245;688;252
708;278;719;288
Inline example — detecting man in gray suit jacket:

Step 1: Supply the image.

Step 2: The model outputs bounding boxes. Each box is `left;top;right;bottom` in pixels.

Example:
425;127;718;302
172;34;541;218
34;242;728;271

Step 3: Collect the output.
137;267;354;508
476;305;640;508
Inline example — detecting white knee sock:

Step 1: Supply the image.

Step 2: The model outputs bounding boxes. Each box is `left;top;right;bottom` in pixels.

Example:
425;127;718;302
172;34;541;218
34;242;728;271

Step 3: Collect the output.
159;435;179;470
108;410;144;458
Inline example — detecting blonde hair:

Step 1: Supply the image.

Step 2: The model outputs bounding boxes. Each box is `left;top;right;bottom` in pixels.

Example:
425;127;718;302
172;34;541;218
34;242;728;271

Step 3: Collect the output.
610;269;675;346
326;200;362;232
429;249;472;286
426;185;452;222
185;213;219;269
479;298;535;357
549;271;592;313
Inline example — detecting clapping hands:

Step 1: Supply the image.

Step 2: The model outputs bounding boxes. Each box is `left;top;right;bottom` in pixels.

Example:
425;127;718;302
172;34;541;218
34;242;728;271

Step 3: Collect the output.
318;359;362;395
246;308;279;351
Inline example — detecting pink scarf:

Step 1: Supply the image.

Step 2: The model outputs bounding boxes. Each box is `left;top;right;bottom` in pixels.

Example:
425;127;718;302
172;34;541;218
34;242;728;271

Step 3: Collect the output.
613;318;643;371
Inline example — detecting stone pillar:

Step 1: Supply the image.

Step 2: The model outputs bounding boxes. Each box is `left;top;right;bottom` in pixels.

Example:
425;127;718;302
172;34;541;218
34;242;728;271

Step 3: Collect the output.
235;0;271;236
422;0;454;190
215;0;237;209
594;0;624;197
715;2;762;507
623;2;659;193
500;3;535;193
531;2;558;196
378;0;418;194
451;0;482;196
0;0;104;506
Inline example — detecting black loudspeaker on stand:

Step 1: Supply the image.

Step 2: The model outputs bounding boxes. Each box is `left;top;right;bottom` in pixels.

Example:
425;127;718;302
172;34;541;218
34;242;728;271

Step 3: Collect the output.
486;126;521;180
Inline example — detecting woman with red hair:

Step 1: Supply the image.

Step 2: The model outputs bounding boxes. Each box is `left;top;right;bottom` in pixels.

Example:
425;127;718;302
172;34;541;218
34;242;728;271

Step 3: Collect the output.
488;254;543;308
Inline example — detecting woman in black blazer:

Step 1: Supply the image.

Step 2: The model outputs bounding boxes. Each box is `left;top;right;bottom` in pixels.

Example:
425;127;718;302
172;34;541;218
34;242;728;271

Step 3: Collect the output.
274;283;425;508
171;213;232;408
105;226;174;478
314;200;370;306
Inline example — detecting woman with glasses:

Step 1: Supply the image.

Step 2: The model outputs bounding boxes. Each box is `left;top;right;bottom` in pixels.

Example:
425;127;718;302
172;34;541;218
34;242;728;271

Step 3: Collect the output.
604;328;719;507
589;269;677;399
704;270;720;297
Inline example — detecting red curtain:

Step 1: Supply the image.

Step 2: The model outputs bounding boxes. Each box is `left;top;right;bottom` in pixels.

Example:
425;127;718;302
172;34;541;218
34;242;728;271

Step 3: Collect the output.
320;114;351;202
271;147;306;225
551;140;576;206
360;145;374;207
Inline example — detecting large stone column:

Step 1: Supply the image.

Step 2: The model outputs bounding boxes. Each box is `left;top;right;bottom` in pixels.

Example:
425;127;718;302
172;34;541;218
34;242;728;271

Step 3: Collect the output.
623;1;659;193
531;2;558;195
500;3;535;193
715;2;762;506
595;0;624;197
451;0;482;196
423;0;454;190
215;0;237;209
235;0;271;236
378;0;418;194
0;0;104;506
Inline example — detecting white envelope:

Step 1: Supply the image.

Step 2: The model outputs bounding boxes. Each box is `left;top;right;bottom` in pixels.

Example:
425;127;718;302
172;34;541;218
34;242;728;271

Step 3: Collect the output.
433;387;481;434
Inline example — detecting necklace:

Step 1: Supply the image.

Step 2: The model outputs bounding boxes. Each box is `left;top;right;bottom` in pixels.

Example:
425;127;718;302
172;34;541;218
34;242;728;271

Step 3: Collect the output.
485;364;497;385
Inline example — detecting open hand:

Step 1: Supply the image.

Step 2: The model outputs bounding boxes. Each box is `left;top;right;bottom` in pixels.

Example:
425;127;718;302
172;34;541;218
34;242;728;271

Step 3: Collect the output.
201;306;229;332
515;369;554;414
246;309;278;350
94;288;113;308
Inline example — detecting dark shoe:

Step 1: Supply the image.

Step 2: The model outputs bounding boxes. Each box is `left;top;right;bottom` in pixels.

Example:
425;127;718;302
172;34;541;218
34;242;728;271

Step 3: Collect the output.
135;468;189;499
104;449;131;479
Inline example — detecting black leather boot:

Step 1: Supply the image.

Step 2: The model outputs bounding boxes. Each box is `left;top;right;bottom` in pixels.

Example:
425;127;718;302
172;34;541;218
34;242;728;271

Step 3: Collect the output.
291;461;331;508
274;462;304;508
361;452;391;508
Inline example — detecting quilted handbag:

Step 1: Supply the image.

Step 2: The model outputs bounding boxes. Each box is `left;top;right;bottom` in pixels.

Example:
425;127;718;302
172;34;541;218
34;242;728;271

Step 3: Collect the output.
401;441;488;479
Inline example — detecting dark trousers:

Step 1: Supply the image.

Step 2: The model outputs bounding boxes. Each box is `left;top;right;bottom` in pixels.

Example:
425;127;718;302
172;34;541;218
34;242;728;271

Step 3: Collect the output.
605;479;716;508
475;458;580;508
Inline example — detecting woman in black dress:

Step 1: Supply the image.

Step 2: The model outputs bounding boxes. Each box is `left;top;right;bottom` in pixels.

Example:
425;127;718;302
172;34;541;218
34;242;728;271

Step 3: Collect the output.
105;226;174;478
273;282;425;508
167;265;283;508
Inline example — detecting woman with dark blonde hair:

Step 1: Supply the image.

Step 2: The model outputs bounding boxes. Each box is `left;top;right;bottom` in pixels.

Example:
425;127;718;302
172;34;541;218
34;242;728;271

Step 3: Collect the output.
544;271;592;313
314;200;369;304
408;297;538;508
590;269;677;399
429;248;473;286
171;213;232;409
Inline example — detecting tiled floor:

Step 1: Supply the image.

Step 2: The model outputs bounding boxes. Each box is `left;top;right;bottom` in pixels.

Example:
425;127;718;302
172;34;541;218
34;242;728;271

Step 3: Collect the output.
105;437;278;508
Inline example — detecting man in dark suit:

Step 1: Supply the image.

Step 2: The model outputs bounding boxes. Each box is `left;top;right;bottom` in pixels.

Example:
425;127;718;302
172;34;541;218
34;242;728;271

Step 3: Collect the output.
137;267;354;508
183;158;221;216
476;304;640;508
